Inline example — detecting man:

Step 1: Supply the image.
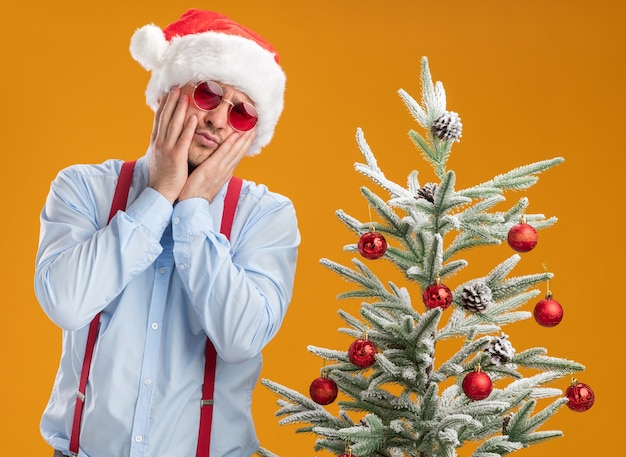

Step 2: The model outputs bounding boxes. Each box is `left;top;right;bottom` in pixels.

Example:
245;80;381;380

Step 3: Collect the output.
34;9;299;457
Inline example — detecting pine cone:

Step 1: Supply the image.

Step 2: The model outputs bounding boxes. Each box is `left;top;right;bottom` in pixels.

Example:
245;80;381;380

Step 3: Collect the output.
417;182;438;203
485;333;516;366
431;111;463;142
461;281;492;313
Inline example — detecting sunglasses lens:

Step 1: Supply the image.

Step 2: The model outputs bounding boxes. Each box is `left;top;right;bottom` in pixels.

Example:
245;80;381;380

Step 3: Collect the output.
193;81;223;110
229;103;258;131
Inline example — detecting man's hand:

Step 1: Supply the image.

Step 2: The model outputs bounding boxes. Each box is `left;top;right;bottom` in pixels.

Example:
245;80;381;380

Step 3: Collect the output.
179;128;255;202
147;87;198;204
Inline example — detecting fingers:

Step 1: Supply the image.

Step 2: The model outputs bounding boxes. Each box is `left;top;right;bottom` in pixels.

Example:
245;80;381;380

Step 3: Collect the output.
151;95;167;144
147;87;197;203
177;112;198;151
179;130;255;202
214;129;256;172
152;89;180;143
154;87;189;150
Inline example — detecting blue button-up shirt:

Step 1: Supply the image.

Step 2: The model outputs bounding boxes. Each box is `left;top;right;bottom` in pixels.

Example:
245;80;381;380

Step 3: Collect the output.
34;156;300;457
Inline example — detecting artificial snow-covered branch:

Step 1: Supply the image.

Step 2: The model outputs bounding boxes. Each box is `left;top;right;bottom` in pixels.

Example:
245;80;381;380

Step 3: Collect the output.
512;348;584;374
355;128;415;200
260;379;352;429
460;158;565;196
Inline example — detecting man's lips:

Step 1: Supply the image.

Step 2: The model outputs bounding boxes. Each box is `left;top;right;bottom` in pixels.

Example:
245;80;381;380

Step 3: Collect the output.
194;130;220;147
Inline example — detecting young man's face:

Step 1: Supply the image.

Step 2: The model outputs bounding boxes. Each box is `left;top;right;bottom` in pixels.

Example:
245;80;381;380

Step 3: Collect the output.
180;81;256;169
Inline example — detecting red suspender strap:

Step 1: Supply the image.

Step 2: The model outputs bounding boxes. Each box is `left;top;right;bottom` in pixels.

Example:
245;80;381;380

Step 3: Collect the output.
69;160;136;457
219;176;243;240
107;161;137;223
196;176;243;457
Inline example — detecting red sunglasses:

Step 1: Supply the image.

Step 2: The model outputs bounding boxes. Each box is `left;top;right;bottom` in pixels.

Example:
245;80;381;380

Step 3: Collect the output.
192;81;258;132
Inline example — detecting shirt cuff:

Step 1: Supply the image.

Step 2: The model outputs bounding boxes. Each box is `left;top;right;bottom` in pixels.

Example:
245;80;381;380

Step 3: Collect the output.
124;187;173;238
172;197;216;241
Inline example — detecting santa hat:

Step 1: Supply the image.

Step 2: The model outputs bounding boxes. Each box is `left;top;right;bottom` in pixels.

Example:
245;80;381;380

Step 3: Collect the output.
130;9;286;156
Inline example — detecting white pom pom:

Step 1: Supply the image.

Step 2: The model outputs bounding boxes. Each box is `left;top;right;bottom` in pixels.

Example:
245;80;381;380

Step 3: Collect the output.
129;24;168;71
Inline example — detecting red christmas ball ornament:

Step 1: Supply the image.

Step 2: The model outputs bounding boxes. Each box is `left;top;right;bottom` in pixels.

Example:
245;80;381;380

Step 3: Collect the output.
533;293;563;327
422;282;453;310
358;231;387;260
566;379;595;412
309;374;338;405
462;368;493;401
339;447;357;457
507;221;538;253
348;338;378;368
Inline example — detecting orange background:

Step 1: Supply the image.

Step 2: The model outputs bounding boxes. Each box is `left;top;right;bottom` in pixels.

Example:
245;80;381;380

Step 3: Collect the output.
1;1;624;456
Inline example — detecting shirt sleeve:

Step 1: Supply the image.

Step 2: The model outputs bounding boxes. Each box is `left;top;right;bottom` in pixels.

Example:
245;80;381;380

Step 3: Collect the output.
171;194;300;364
34;167;172;330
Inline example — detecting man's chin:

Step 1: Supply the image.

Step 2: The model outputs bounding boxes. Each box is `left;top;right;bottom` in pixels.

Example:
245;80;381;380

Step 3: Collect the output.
187;148;214;174
187;157;209;174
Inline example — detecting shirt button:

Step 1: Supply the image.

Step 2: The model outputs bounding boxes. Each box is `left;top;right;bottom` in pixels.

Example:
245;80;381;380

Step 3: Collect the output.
144;378;152;386
159;267;167;274
173;217;181;225
151;322;158;330
135;435;143;443
179;264;186;270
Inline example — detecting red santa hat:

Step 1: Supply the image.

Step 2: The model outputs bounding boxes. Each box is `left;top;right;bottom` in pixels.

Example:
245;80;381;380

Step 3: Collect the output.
130;9;286;156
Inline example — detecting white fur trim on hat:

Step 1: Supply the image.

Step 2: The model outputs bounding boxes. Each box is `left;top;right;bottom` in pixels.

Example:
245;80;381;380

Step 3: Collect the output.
130;19;285;156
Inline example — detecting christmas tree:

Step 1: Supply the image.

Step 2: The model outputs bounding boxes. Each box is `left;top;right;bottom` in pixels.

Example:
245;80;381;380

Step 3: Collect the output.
260;57;593;457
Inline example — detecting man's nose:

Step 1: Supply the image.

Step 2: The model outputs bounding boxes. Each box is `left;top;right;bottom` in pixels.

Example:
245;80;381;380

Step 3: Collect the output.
202;100;231;129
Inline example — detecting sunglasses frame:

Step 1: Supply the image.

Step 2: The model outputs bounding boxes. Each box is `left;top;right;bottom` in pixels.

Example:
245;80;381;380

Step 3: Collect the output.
192;81;258;132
